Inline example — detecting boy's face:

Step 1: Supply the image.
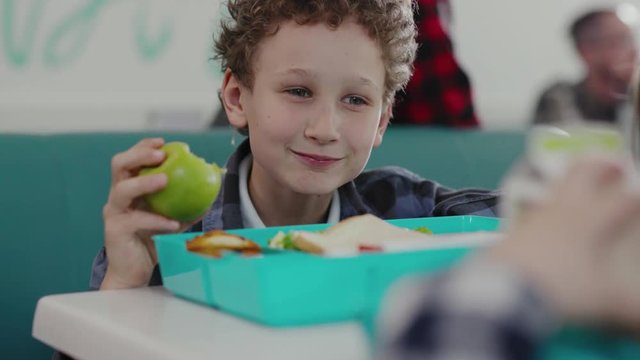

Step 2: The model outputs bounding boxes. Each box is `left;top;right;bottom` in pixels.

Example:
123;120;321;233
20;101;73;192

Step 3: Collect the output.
224;19;390;196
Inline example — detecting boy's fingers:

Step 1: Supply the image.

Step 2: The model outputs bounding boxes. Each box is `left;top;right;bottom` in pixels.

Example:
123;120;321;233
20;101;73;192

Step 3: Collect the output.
564;157;625;192
111;210;180;235
603;217;640;328
547;157;626;214
599;187;640;241
134;137;165;149
111;138;166;184
126;210;180;233
107;174;167;213
569;158;640;234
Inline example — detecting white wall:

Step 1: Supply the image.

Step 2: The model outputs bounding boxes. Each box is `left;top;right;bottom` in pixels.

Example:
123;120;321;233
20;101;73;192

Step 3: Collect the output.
1;0;639;133
0;0;225;133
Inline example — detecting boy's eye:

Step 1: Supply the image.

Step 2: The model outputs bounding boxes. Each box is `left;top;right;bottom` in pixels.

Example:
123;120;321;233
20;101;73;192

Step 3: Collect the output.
344;95;367;106
285;88;311;98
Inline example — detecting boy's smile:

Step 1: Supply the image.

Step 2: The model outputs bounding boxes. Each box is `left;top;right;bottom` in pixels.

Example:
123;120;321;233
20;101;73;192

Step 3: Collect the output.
290;149;344;169
223;18;390;225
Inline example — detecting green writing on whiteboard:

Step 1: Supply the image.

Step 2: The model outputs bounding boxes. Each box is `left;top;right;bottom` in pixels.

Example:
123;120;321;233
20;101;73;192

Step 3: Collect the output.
1;0;175;68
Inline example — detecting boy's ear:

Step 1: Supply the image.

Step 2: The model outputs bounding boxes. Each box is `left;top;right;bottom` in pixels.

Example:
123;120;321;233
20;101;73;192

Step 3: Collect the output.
221;68;249;129
373;102;392;148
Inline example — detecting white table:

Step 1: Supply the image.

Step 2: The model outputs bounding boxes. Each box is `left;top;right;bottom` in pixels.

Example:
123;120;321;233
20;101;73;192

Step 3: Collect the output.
33;287;370;360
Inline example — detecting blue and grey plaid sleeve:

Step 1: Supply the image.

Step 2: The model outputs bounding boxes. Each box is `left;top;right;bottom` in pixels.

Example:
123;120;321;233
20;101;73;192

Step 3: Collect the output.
376;256;558;360
348;166;499;220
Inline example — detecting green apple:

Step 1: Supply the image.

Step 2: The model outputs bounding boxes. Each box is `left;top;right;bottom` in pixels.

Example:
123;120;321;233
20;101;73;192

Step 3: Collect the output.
139;142;222;222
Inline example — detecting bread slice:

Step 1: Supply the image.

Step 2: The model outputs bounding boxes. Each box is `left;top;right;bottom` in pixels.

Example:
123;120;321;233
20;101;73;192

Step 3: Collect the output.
291;214;429;255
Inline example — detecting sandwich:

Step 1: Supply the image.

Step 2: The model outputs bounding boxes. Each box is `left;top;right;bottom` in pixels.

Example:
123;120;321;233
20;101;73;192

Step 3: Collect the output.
288;214;433;255
284;214;498;256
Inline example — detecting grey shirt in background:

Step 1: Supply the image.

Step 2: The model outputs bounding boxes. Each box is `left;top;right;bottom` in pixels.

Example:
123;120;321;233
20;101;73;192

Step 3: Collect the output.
533;80;622;126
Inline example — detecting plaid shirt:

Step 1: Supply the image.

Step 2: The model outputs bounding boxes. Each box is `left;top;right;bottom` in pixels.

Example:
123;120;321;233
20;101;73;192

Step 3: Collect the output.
90;139;498;288
392;0;480;127
377;257;557;360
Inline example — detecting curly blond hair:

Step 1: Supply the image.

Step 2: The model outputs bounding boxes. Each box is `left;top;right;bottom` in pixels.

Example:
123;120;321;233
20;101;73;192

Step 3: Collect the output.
214;0;417;104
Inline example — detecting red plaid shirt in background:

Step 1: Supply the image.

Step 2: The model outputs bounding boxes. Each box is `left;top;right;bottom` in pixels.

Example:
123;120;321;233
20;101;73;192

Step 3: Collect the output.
393;0;480;128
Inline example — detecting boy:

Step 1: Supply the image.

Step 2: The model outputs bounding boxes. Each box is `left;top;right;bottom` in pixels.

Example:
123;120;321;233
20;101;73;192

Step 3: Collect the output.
94;0;498;291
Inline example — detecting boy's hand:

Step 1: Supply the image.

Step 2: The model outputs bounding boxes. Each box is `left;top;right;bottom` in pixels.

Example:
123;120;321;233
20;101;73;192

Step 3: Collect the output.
492;156;640;332
101;138;189;290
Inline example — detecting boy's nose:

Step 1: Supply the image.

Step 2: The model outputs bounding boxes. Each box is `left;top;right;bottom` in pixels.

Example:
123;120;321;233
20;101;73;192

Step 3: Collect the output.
304;106;340;144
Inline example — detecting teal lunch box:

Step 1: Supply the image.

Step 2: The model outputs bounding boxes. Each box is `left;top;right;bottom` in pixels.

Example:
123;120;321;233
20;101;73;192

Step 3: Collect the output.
153;215;498;326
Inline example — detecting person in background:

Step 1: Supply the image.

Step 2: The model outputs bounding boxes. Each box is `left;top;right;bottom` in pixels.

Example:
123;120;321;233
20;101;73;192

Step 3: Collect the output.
391;0;480;127
379;156;640;359
533;7;638;126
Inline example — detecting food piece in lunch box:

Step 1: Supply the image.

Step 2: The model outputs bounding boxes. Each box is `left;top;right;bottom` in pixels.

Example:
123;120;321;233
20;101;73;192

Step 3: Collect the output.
267;231;298;250
291;214;430;255
186;230;261;258
414;226;433;235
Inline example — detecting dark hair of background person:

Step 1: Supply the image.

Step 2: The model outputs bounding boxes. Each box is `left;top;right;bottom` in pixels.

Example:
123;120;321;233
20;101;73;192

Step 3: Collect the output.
570;8;616;49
